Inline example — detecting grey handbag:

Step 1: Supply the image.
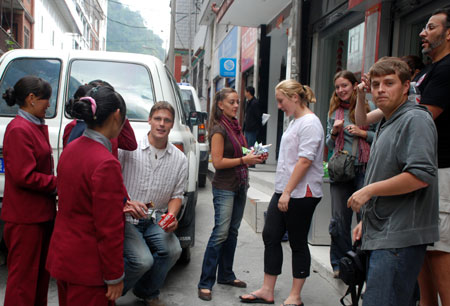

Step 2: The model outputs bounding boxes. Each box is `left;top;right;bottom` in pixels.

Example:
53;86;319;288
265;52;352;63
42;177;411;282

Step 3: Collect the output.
328;138;358;182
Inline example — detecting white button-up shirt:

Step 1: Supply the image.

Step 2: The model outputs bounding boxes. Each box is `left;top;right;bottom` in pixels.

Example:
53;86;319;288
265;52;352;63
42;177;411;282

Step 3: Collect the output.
275;113;324;198
118;133;187;211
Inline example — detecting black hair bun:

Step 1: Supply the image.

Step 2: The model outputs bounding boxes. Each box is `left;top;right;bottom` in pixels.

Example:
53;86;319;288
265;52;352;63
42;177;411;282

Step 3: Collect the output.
2;88;16;106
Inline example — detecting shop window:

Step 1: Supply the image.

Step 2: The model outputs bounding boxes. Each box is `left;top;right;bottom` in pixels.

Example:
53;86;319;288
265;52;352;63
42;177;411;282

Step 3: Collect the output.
24;27;30;49
347;22;364;74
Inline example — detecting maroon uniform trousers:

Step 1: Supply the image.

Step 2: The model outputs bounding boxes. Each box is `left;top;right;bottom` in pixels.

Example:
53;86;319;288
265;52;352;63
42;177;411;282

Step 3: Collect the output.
3;222;53;306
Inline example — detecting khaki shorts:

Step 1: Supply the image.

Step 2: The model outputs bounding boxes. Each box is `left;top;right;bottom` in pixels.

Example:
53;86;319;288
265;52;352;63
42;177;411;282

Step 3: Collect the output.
428;212;450;253
428;168;450;253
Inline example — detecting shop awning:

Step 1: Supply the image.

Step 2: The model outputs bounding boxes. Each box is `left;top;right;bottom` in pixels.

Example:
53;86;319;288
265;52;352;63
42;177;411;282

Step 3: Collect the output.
215;0;291;27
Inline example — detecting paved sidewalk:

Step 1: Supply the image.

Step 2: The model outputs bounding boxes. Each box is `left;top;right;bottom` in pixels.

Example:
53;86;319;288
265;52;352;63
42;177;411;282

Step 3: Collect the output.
209;162;351;297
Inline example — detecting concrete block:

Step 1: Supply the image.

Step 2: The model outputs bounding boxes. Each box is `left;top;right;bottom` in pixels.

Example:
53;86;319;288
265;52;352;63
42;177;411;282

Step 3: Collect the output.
244;187;271;233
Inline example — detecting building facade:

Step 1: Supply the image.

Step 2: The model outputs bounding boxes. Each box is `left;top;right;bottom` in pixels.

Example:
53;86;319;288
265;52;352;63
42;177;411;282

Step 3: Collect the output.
192;0;449;164
0;0;107;55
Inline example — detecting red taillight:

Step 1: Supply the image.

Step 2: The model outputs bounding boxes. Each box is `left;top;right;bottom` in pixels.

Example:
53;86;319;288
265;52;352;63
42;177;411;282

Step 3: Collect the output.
198;123;206;143
173;143;184;153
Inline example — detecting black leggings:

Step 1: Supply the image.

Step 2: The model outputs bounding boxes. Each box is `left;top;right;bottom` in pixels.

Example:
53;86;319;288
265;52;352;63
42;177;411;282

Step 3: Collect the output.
262;193;320;279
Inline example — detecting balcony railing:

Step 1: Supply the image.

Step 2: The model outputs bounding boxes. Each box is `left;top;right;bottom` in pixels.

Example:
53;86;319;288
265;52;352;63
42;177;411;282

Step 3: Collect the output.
0;28;21;55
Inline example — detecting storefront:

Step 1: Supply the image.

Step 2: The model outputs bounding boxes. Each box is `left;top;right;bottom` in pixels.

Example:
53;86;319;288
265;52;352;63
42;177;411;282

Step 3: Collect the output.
308;0;448;141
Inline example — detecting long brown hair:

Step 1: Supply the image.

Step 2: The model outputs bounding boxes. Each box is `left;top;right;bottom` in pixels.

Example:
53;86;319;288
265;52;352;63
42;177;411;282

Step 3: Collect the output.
208;87;237;142
328;70;370;123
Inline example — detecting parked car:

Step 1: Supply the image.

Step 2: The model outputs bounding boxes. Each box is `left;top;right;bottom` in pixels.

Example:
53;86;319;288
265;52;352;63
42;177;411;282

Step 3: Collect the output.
0;49;200;263
178;83;209;187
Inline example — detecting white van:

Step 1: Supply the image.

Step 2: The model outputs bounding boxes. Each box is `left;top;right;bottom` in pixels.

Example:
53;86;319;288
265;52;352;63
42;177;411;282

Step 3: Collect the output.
178;83;209;187
0;49;200;262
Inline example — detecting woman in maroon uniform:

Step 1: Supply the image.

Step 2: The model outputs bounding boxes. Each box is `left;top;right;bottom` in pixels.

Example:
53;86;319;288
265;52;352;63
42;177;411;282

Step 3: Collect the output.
1;76;56;306
46;85;128;306
63;80;137;157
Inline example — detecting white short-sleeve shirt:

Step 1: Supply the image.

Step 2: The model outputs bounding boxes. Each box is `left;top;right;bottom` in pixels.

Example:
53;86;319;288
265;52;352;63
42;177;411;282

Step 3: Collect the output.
274;113;324;198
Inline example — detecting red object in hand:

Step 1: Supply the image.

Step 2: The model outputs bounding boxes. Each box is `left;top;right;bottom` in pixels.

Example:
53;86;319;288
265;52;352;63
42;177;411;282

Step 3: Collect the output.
158;213;175;230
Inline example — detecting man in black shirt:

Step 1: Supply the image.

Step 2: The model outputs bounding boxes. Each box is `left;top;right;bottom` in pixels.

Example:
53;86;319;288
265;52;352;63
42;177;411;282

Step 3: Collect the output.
416;7;450;306
243;86;262;148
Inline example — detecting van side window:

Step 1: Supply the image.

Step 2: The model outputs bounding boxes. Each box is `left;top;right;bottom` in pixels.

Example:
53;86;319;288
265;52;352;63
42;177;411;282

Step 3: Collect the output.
165;68;186;124
68;60;155;121
0;58;61;117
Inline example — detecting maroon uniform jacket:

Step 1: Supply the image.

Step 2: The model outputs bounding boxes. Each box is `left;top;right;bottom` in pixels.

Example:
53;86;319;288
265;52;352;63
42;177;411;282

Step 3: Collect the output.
1;116;56;223
62;119;137;157
47;136;126;286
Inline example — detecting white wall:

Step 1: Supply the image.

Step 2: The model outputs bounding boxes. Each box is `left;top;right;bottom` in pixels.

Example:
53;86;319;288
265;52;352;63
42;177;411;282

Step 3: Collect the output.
34;0;76;49
33;0;107;50
266;20;289;165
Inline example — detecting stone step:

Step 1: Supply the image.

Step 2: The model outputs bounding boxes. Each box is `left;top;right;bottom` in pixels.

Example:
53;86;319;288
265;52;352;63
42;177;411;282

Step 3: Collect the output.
243;186;272;233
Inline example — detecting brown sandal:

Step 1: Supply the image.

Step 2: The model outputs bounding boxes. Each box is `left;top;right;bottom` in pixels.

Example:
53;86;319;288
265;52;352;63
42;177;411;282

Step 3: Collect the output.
198;288;212;301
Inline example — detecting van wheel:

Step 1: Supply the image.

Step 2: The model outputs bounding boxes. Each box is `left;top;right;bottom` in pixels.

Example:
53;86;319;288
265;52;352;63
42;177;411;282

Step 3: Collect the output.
178;247;191;264
198;173;207;188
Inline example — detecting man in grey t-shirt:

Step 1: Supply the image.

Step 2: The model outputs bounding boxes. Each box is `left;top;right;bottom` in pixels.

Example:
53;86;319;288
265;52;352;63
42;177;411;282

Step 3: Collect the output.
347;57;439;306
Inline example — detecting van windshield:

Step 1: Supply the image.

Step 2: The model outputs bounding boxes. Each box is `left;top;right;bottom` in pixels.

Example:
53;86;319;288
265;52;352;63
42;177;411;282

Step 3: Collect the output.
68;60;155;120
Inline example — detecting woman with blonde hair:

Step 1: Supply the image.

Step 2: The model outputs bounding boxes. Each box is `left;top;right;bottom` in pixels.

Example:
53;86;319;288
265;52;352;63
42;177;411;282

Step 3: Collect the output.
198;88;264;301
326;70;376;277
240;80;324;306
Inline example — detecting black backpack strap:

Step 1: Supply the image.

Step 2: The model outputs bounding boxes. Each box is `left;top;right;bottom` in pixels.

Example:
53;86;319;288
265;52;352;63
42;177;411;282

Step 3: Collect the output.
340;286;352;306
340;282;364;306
356;282;364;304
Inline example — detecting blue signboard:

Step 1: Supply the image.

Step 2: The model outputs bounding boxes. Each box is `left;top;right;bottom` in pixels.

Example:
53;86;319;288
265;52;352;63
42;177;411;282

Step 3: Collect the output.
220;58;236;77
214;26;238;77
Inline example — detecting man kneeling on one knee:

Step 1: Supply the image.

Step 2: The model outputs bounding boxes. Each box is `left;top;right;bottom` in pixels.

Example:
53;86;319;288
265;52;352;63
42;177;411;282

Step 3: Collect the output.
119;101;188;306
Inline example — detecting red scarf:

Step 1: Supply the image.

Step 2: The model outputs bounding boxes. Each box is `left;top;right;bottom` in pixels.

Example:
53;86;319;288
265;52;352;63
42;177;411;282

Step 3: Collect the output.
335;103;370;164
219;115;248;185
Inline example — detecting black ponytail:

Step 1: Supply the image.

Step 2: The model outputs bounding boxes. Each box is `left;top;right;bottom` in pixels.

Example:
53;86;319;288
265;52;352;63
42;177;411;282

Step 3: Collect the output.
66;84;94;117
2;75;51;107
70;85;126;128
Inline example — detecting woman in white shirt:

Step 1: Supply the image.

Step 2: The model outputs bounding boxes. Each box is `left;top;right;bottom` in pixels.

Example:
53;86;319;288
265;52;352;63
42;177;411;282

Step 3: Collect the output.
240;79;324;306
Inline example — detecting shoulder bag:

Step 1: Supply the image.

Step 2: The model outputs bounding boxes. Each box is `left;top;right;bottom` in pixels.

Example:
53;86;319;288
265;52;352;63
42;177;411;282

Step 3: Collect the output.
328;137;357;183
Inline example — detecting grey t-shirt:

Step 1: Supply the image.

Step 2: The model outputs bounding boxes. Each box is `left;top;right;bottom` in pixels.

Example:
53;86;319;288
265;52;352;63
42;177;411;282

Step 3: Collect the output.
361;101;439;250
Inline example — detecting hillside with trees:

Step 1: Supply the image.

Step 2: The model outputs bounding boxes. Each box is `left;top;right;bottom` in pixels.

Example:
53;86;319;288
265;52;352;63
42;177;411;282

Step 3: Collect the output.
106;0;165;60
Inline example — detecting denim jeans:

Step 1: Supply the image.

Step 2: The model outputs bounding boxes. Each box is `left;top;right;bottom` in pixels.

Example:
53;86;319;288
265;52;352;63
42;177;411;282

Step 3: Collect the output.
245;131;258;148
363;245;427;306
198;185;248;290
329;167;365;271
123;213;182;299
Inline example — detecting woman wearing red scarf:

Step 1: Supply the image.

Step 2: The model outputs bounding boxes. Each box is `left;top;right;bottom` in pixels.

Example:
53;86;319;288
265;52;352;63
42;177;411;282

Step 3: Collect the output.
326;70;376;277
198;88;263;301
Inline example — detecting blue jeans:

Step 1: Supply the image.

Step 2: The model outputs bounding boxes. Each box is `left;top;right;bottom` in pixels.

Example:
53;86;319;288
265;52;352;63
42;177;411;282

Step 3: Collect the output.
363;245;427;306
198;185;248;290
245;131;257;148
123;213;182;299
329;167;365;270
